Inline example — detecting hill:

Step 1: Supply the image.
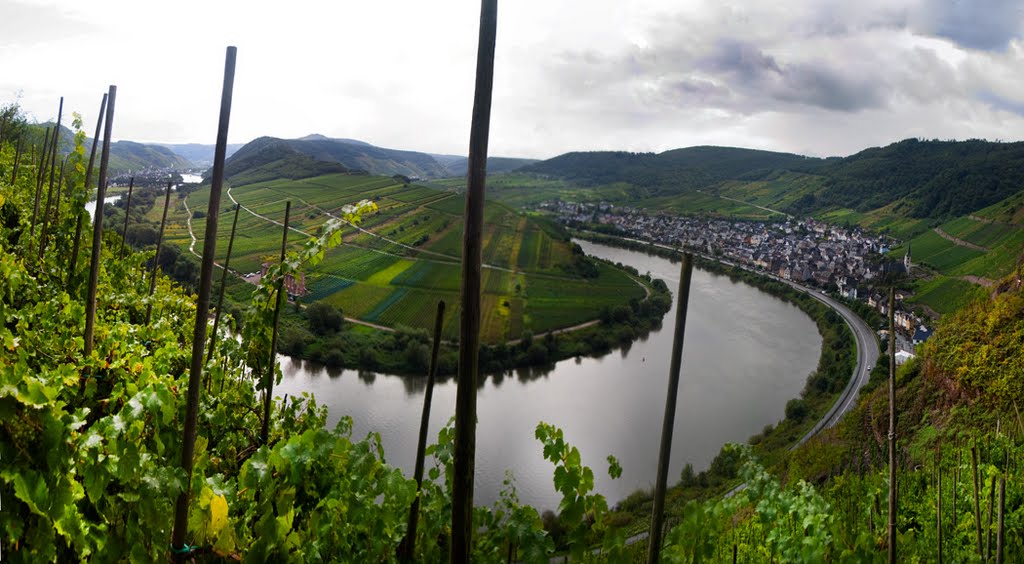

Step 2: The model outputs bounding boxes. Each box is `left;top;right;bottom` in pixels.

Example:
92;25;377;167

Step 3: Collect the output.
520;146;821;190
509;139;1024;229
224;135;537;181
164;172;651;346
32;122;194;172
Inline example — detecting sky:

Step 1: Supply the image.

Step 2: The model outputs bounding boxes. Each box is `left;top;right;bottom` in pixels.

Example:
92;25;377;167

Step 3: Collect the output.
3;0;1024;160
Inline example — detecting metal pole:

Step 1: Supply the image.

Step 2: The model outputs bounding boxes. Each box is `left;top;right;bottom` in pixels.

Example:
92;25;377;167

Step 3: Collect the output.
171;46;236;556
146;181;173;325
647;254;694;564
207;203;242;364
451;2;498;560
68;93;107;286
887;286;897;564
259;201;290;445
84;87;117;358
119;176;134;257
38;97;63;259
398;300;446;562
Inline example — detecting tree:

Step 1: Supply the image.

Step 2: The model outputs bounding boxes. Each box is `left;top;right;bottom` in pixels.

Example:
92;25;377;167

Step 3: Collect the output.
307;302;344;335
679;463;696;487
785;398;809;422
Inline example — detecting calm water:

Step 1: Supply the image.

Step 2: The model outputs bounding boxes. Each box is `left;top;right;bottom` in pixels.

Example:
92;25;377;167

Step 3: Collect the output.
275;240;821;511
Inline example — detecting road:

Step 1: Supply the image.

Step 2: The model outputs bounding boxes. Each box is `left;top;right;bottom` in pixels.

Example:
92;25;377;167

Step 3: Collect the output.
577;233;879;549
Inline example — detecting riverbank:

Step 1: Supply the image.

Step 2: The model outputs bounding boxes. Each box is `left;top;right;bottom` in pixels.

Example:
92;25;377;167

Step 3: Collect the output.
216;255;674;378
568;230;871;535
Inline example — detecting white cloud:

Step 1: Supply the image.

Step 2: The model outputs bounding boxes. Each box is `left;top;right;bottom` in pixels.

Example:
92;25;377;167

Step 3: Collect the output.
3;0;1024;160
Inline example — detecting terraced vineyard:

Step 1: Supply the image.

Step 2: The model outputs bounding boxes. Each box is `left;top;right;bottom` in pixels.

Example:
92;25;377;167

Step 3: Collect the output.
166;172;646;341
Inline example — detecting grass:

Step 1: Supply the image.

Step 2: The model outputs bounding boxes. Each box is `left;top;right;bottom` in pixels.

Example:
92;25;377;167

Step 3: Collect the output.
909;276;986;315
168;172;645;343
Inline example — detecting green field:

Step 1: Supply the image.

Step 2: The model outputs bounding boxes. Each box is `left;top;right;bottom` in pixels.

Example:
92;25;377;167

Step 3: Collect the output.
909;276;986;315
887;216;1023;280
168;172;646;342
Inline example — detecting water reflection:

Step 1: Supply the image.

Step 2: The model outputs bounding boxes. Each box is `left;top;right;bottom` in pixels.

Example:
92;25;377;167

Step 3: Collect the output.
275;240;822;511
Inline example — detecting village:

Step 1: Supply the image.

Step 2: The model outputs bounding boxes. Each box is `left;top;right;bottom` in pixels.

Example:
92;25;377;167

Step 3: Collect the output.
540;200;933;359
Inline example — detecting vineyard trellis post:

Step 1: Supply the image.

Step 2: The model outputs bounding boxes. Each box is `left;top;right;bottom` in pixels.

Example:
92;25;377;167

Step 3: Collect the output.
887;285;897;564
51;155;68;238
38;97;63;260
145;181;173;325
83;87;117;358
10;136;23;184
30;125;51;245
68;93;107;286
995;476;1005;564
451;0;497;561
972;443;982;556
259;200;290;445
937;450;943;564
398;299;446;562
171;45;236;557
118;176;134;257
207;203;241;365
647;253;694;564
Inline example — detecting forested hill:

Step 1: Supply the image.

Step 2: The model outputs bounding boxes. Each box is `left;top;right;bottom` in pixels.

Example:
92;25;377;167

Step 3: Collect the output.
31;123;194;172
519;146;823;189
223;134;537;182
801;138;1024;220
517;139;1024;225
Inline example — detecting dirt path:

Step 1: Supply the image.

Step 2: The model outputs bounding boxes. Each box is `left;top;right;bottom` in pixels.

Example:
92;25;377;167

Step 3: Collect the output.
933;227;988;251
959;274;994;287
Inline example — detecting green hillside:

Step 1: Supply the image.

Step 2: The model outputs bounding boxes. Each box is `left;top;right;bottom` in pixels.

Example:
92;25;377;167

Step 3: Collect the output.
520;146;820;191
166;172;646;342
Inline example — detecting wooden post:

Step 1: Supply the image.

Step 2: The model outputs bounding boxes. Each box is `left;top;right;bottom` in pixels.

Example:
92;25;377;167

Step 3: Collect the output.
206;203;241;364
887;286;897;564
119;176;134;257
451;2;497;561
986;470;996;561
398;300;446;562
83;87;117;358
953;447;960;530
30;125;51;242
171;46;236;557
10;137;23;185
259;201;290;445
647;254;694;564
937;453;943;564
972;444;983;556
38;97;63;259
146;181;173;325
51;155;68;235
996;477;1005;564
68;93;107;286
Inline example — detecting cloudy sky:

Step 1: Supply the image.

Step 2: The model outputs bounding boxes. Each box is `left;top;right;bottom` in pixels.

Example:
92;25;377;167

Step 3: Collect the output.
3;0;1024;159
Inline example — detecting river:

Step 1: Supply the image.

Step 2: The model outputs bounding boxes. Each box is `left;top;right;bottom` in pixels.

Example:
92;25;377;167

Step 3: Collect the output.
274;239;821;511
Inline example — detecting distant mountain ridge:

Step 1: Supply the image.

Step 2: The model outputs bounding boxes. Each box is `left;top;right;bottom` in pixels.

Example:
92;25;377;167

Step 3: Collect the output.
521;146;822;191
518;139;1024;226
34;123;194;172
221;134;539;182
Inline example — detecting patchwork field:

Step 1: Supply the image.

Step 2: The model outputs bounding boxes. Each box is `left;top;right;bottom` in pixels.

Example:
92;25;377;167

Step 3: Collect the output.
167;172;646;342
888;216;1023;280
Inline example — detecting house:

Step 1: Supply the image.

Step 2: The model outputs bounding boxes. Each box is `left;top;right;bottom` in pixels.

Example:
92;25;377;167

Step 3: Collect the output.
913;326;933;346
259;262;308;298
895;350;916;366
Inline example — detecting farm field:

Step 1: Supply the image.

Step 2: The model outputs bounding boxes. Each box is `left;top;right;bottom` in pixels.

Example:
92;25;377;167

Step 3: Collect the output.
168;172;647;342
908;276;986;316
888;215;1023;280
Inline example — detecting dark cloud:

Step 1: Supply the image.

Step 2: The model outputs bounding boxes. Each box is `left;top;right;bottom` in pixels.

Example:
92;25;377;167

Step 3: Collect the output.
698;39;886;112
978;90;1024;116
917;0;1024;51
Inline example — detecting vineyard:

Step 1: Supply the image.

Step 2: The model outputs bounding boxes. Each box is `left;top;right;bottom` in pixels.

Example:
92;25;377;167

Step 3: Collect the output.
165;171;646;342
